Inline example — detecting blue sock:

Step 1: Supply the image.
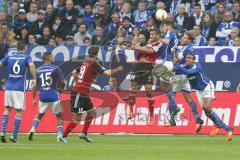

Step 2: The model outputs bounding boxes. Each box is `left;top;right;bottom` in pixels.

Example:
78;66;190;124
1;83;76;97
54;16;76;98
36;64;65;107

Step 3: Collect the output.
1;114;9;136
31;119;40;131
57;125;63;137
189;100;201;121
208;111;231;132
166;89;178;111
13;116;22;139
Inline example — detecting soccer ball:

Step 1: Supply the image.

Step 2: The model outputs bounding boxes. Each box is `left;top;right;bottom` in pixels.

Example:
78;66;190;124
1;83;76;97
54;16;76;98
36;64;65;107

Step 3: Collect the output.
155;9;168;21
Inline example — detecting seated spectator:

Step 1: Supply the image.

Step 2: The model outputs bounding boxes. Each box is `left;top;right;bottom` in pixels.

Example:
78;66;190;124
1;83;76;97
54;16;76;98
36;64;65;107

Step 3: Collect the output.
51;16;65;37
0;23;15;45
190;3;204;26
30;10;50;36
232;1;240;22
83;37;91;47
55;34;65;45
15;27;29;43
65;35;75;46
169;0;181;15
132;27;140;44
48;37;57;47
74;24;92;46
200;11;217;41
103;13;121;41
216;11;240;45
207;37;217;46
193;25;207;46
213;3;226;25
58;0;79;29
83;4;94;27
103;76;120;91
37;26;52;45
46;3;56;24
233;36;240;47
120;2;134;22
174;3;193;35
227;27;240;46
138;33;147;46
67;14;84;35
0;12;8;26
12;9;31;35
133;1;152;28
112;0;124;13
91;26;107;45
183;0;205;15
93;0;112;15
28;34;37;45
7;1;19;27
118;16;134;39
26;2;38;23
93;6;111;27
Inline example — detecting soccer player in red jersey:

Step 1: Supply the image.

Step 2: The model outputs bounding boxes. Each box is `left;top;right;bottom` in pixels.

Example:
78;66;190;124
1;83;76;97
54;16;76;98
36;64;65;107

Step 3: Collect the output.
63;46;123;142
127;29;162;125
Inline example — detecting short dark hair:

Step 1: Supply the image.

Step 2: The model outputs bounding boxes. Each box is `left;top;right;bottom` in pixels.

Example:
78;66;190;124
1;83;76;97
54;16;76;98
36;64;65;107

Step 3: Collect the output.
188;53;196;60
17;41;26;51
184;31;194;41
150;29;161;34
42;52;52;61
88;46;99;57
194;3;201;8
161;20;174;27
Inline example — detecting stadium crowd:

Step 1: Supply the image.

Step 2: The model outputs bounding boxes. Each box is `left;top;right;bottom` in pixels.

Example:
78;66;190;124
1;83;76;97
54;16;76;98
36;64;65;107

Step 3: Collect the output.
0;0;240;59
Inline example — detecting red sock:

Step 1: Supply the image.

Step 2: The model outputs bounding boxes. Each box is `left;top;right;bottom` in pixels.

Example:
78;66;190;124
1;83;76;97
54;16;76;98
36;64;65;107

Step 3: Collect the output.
129;94;136;113
82;114;94;134
63;121;77;137
148;97;155;116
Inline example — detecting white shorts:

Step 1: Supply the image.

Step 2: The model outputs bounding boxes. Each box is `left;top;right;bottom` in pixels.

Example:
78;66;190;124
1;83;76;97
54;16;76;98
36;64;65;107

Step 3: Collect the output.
38;101;63;115
172;74;191;93
196;81;215;107
4;90;26;111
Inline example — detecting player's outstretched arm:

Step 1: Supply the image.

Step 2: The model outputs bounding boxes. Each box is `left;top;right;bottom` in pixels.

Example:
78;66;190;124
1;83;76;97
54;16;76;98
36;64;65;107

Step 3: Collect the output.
174;65;199;75
132;44;155;54
103;66;123;76
236;83;240;92
159;37;170;45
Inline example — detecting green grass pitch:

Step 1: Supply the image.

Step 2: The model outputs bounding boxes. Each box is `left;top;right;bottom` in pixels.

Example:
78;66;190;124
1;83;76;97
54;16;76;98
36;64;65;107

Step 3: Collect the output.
0;134;239;160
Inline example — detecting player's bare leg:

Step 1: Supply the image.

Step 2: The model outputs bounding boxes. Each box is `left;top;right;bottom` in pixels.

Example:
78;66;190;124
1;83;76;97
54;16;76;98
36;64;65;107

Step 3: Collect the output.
63;113;82;139
28;113;45;141
79;109;96;142
128;82;139;119
182;92;203;134
9;110;23;143
202;98;233;141
1;107;11;143
145;84;155;125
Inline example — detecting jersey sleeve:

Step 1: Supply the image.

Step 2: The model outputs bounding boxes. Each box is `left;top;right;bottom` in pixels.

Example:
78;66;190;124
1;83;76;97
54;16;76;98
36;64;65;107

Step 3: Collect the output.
0;56;9;65
94;61;106;74
174;64;199;75
150;42;162;53
26;55;33;66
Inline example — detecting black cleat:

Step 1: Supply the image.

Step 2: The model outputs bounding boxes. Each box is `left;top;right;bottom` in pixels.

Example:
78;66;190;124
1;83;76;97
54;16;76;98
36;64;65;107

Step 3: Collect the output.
9;136;17;143
195;119;204;134
79;135;93;142
1;136;6;143
28;131;34;141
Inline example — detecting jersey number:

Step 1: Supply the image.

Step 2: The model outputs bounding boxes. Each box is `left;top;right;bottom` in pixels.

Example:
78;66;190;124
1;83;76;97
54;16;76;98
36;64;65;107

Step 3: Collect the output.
13;60;20;74
40;72;53;87
78;65;87;82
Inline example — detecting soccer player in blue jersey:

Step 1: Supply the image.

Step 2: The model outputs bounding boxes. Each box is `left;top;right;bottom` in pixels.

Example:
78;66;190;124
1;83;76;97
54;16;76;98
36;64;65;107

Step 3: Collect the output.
174;53;233;141
157;20;181;126
28;52;66;143
0;41;36;143
172;31;203;133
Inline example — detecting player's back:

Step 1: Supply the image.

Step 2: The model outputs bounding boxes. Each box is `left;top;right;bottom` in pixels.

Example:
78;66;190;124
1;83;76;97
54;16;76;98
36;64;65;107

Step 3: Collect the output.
159;31;177;61
72;56;105;95
1;52;32;91
184;63;210;91
37;63;64;102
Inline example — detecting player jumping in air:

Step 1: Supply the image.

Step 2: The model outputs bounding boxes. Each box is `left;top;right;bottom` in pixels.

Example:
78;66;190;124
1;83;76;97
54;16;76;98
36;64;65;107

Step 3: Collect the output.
172;31;204;133
28;52;67;143
63;46;123;142
0;41;36;143
157;20;181;126
174;53;233;141
128;29;162;125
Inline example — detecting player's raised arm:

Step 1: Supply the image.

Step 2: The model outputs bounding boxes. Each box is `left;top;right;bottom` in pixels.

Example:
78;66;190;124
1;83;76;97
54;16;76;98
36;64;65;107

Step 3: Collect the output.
132;44;155;54
103;66;123;76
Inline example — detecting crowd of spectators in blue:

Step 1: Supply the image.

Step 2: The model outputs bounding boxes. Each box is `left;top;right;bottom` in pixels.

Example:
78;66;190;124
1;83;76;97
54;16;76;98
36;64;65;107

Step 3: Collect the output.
0;0;239;59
